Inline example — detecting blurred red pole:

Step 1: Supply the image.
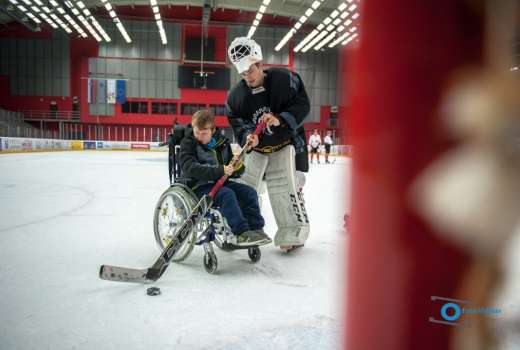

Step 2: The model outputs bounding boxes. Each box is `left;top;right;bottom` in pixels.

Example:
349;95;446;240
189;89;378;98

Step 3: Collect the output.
345;1;483;349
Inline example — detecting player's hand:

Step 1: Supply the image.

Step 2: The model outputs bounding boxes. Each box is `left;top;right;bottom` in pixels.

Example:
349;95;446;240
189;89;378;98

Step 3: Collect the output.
223;164;234;176
261;113;280;127
246;133;259;149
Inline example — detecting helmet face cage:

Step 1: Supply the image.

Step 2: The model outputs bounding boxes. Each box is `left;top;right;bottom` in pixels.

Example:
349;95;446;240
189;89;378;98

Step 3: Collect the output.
228;37;262;72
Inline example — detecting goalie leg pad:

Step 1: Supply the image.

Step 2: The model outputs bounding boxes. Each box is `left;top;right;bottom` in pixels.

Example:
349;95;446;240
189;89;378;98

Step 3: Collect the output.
265;145;310;246
236;151;269;192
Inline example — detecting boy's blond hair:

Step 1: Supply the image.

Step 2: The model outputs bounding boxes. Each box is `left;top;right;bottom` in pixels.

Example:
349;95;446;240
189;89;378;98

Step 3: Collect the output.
191;110;215;130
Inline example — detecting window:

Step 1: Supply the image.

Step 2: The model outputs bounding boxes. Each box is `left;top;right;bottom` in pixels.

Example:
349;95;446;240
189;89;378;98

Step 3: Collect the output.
209;104;226;116
122;101;149;114
181;103;206;115
138;102;148;114
152;102;178;115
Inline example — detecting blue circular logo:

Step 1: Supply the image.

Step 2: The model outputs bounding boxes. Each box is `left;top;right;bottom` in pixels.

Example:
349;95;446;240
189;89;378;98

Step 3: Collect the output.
441;303;462;321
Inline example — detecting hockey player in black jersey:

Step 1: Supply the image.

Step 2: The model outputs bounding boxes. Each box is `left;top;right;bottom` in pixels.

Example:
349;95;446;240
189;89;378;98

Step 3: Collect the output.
226;37;310;252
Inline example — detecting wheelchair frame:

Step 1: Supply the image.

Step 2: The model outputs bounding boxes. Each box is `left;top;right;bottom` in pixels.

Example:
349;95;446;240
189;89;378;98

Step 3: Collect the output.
153;142;262;274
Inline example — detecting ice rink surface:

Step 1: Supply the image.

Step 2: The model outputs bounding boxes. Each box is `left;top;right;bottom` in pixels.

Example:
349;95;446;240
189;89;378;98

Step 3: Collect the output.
0;151;349;350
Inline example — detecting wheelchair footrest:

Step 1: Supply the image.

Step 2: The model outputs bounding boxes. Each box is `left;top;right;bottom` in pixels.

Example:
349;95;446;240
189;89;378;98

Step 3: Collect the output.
220;241;259;251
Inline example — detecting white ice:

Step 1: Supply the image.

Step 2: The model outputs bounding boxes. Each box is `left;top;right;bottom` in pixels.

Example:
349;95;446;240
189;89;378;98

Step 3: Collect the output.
0;151;349;350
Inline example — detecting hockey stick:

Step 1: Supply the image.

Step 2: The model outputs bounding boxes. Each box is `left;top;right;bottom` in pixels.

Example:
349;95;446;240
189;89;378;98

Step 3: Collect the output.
99;122;266;283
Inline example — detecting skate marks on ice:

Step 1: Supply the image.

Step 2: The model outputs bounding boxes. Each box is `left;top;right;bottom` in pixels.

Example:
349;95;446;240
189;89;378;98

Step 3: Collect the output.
249;263;308;288
0;181;96;233
208;315;340;350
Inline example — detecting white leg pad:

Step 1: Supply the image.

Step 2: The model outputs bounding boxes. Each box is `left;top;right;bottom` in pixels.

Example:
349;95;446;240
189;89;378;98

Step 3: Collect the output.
236;151;269;191
265;146;310;246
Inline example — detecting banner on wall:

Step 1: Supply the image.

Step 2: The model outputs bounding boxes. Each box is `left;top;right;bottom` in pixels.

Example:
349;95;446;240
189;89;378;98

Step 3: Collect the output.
87;79;96;104
107;79;116;104
116;80;126;104
131;143;150;150
97;79;107;103
84;141;96;149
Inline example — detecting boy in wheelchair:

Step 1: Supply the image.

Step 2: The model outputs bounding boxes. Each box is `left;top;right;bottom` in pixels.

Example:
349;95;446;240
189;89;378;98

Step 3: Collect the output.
179;110;271;247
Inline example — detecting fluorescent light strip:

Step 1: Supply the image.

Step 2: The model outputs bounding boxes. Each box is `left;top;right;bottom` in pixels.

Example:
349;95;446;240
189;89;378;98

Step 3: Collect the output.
26;1;64;30
76;14;102;41
44;0;84;35
26;12;41;23
247;26;256;39
100;1;130;43
50;13;72;33
91;17;111;42
301;30;329;52
63;13;89;38
150;1;166;44
341;34;357;46
275;0;324;51
274;28;296;51
115;20;131;43
294;1;349;52
293;29;319;51
53;0;111;41
247;0;273;39
315;31;337;50
328;31;350;48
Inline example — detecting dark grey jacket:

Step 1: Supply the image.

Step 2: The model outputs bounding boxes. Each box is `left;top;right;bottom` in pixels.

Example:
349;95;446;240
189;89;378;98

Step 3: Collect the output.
179;131;244;189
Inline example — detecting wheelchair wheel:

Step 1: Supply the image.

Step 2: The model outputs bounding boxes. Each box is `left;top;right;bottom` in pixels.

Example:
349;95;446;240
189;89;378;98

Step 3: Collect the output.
203;252;218;274
153;185;198;262
248;247;261;263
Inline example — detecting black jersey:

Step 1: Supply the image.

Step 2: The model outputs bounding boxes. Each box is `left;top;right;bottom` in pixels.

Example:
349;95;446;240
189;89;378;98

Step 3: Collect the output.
226;67;310;171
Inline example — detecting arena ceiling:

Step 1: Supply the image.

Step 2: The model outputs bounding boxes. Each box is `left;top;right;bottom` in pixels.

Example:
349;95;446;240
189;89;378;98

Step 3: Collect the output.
0;0;342;28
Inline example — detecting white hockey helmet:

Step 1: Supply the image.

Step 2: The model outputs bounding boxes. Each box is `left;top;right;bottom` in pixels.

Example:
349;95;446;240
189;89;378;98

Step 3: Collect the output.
228;37;263;74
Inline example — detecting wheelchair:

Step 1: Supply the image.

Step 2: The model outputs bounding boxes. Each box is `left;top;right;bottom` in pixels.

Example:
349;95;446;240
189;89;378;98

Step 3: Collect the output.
153;133;262;274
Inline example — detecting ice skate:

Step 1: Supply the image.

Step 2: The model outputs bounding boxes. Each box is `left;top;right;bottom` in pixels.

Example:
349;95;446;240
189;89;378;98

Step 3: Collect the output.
279;244;304;253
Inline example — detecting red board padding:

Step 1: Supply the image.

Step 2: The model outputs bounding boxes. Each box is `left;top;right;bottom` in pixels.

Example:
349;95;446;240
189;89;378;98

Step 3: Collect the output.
345;1;482;349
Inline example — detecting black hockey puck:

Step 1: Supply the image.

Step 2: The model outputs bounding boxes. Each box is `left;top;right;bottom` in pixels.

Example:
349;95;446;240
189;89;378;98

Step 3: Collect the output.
146;287;161;296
